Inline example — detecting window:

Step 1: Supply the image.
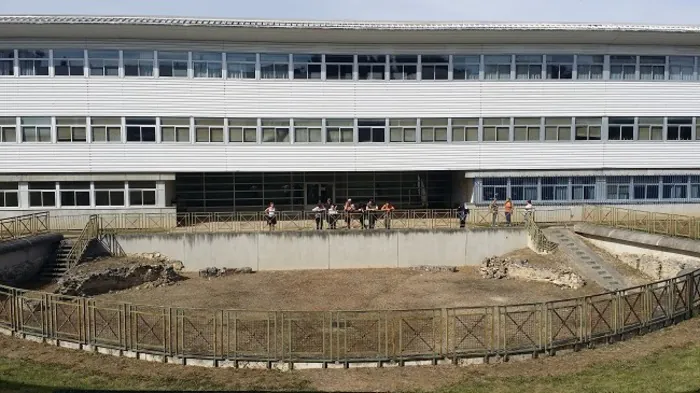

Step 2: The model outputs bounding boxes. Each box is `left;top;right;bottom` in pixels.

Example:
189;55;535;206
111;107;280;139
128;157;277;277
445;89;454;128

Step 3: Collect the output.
607;117;634;141
59;181;90;207
161;117;191;142
389;118;417;142
358;55;386;80
667;117;692;140
95;181;125;206
0;183;18;207
325;55;354;80
544;117;572;141
53;49;84;76
261;119;290;143
484;55;511;80
610;55;636;80
482;178;507;201
292;54;322;79
510;178;538;201
18;50;49;76
326;119;354;143
483;118;510;141
91;117;122;142
389;55;418;80
193;52;222;78
662;176;688;199
29;182;56;207
546;55;573;79
640;56;666;80
123;50;154;77
606;177;631;200
0;117;16;142
293;119;322;143
541;177;569;201
576;55;604;80
260;54;289;79
420;118;448;142
358;119;386;142
195;118;224;143
638;117;663;141
669;56;695;81
574;117;602;141
515;55;543;80
125;117;156;142
691;176;700;199
513;117;541;141
21;117;51;142
572;177;596;200
56;117;87;142
453;55;480;80
451;118;479;142
226;53;256;79
228;118;257;143
0;50;13;76
129;181;157;206
158;51;188;77
88;50;119;76
421;55;448;80
633;176;659;200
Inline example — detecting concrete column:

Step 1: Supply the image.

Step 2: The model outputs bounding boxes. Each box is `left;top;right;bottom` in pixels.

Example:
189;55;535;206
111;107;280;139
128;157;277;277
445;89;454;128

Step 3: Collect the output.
18;182;29;209
156;180;167;207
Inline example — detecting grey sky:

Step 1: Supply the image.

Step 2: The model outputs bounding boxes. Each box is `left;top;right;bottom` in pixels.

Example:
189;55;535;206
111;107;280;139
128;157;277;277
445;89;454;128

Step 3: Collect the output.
0;0;699;24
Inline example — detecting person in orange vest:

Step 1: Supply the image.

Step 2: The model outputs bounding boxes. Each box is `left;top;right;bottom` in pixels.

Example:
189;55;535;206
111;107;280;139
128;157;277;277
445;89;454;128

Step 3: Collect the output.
504;198;513;226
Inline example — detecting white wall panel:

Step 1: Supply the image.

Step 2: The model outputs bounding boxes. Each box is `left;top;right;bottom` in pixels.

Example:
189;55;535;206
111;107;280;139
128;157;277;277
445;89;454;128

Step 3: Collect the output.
0;142;698;173
3;79;700;117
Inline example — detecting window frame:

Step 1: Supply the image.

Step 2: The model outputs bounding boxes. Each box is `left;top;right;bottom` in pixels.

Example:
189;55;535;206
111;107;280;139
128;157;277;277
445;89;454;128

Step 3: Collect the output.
56;117;87;142
157;51;189;78
52;49;85;77
358;119;387;143
420;55;449;81
571;177;596;201
388;118;417;143
574;117;602;141
576;55;604;80
669;56;695;81
260;54;289;80
292;119;323;143
389;55;418;80
607;117;635;141
261;119;291;143
515;55;543;80
357;55;387;81
192;52;223;79
125;117;156;142
59;181;91;207
483;55;512;80
0;117;17;143
639;55;666;81
17;49;49;76
20;117;52;143
545;55;573;80
325;55;354;80
161;117;191;143
451;118;479;142
94;181;126;207
88;50;120;77
482;178;508;202
226;53;256;79
128;181;157;207
541;177;569;201
228;118;258;143
610;55;637;80
452;55;480;80
123;50;155;77
544;117;572;141
91;117;122;143
513;117;542;141
0;50;14;76
637;117;664;141
325;119;354;143
292;54;322;80
0;182;18;208
28;182;57;208
606;177;632;200
667;117;693;141
510;178;539;201
482;118;511;142
420;118;448;142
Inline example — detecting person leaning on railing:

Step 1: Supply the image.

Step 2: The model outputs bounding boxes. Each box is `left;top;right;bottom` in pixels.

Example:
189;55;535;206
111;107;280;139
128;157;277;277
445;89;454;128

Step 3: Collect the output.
327;203;339;229
312;201;326;230
524;200;534;223
457;202;470;229
381;201;395;229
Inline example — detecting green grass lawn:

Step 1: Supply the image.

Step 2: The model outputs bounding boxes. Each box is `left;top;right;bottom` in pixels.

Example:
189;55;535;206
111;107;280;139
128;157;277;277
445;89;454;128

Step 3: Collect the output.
1;343;699;392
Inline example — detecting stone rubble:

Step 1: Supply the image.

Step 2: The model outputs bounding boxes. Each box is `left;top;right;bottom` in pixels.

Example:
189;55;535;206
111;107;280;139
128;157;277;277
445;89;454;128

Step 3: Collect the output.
56;261;182;296
130;252;185;272
409;265;458;273
480;256;585;289
198;266;254;279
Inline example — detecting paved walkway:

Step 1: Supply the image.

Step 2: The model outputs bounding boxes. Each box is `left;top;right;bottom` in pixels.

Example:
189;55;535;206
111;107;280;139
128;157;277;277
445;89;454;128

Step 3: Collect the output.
543;227;627;291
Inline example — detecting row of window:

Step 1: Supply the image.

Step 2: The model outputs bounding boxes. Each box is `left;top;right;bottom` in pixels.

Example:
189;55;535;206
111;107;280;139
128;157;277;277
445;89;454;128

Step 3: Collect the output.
2;116;700;144
2;50;700;81
478;176;700;203
0;181;157;208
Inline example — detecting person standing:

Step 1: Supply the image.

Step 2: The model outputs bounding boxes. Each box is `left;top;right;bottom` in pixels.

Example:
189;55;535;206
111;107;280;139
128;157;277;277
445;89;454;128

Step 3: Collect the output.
312;201;325;230
328;203;339;229
380;201;395;229
489;197;499;226
264;202;277;230
504;198;513;226
457;202;470;229
524;200;534;222
344;199;354;229
366;199;379;229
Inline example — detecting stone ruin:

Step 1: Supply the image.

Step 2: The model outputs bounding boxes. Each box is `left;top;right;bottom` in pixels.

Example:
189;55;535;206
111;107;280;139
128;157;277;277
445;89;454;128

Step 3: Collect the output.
480;256;585;289
55;253;185;297
198;266;254;278
408;265;458;273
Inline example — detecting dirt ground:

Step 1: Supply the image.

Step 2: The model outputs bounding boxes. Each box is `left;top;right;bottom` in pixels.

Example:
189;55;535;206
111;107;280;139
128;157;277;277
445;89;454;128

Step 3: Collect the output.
88;249;604;310
1;311;699;392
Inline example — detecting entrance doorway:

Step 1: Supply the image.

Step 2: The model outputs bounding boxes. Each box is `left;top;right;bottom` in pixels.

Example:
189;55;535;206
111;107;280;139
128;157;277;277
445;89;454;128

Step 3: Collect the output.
305;183;334;208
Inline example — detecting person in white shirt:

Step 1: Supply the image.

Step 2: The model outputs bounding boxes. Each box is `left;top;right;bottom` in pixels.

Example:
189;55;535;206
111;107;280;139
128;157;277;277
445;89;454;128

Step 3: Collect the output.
327;203;339;229
524;200;534;222
264;202;277;230
312;201;326;230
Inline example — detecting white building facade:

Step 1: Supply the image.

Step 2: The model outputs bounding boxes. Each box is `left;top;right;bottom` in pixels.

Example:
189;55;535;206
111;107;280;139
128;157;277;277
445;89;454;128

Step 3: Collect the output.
1;16;700;215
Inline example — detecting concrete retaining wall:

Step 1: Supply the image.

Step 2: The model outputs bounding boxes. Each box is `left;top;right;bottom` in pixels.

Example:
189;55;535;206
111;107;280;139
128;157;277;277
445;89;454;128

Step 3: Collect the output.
0;233;64;285
116;228;527;271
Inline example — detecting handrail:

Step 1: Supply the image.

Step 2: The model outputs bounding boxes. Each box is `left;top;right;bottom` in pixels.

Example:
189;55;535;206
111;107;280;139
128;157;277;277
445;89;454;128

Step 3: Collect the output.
582;205;700;240
0;211;50;241
64;214;100;269
525;214;558;253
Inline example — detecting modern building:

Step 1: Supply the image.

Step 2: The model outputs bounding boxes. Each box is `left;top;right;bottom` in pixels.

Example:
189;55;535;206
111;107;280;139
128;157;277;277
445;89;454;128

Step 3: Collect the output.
1;15;700;216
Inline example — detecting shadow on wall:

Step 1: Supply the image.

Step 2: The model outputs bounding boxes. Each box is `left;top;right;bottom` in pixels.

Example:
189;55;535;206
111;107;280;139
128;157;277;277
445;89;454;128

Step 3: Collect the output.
0;233;63;286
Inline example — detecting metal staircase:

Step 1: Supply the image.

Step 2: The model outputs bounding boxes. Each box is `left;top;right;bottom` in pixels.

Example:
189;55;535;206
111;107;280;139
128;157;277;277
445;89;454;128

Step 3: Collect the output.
38;215;101;282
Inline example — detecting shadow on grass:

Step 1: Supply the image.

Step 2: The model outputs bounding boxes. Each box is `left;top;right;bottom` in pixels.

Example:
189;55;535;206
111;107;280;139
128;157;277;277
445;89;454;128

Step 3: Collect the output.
0;380;53;393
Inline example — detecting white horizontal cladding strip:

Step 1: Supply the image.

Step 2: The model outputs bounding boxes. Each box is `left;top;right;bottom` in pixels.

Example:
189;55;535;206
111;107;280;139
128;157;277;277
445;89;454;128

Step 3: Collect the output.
3;79;700;117
0;143;699;173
